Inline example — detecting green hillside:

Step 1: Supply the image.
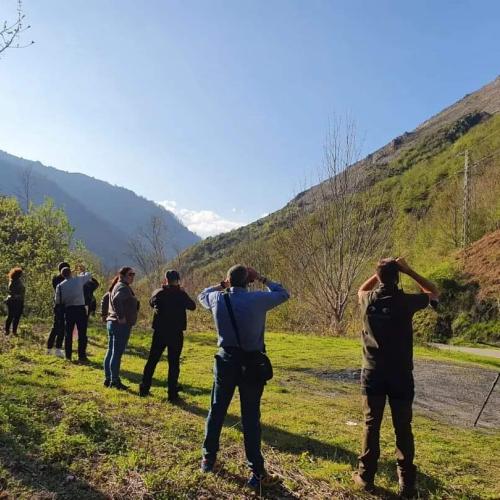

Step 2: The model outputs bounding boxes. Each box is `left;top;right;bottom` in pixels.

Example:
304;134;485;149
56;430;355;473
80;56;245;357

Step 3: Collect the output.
175;86;500;341
1;326;499;499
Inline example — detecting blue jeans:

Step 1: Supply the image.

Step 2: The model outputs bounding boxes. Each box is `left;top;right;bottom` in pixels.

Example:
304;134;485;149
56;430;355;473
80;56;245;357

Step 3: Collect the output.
104;321;131;383
203;348;265;475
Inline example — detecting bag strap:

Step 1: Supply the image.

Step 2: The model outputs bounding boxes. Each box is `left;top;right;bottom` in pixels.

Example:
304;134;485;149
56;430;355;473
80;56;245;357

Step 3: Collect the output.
223;292;243;350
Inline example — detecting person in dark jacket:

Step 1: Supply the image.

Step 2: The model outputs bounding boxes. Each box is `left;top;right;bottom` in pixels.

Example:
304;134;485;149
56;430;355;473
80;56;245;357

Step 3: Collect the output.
353;257;439;498
139;270;196;401
4;267;25;335
47;261;70;356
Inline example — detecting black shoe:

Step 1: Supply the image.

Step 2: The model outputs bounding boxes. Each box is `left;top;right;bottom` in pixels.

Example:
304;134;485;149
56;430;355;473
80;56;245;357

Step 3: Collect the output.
104;379;111;388
139;385;150;397
78;357;90;365
399;486;417;499
110;381;129;390
167;393;180;403
200;458;215;473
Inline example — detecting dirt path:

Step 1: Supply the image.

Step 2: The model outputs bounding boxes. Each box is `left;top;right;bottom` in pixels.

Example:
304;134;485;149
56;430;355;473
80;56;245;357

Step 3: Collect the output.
430;342;500;359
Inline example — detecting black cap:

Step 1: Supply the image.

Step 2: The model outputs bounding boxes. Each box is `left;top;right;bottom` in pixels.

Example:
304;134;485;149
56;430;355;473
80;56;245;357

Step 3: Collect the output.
58;261;70;272
165;270;180;282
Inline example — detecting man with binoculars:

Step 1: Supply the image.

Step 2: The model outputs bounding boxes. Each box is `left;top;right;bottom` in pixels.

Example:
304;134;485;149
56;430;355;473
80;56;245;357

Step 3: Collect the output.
198;264;289;491
353;257;439;498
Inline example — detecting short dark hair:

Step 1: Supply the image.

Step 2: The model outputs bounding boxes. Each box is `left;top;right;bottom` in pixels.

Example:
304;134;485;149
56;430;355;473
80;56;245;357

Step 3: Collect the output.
376;258;399;286
61;267;72;279
58;261;70;272
165;270;180;283
228;264;248;288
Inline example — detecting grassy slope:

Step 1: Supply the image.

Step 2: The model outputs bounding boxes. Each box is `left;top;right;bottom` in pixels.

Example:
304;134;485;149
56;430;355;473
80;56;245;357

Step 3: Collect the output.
1;323;499;499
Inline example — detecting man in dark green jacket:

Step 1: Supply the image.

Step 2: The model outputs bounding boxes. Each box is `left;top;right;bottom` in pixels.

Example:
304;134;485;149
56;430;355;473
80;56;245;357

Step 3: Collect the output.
353;258;439;498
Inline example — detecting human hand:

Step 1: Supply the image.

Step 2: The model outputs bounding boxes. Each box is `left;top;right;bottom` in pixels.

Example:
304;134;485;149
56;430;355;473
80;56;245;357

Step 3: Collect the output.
396;257;412;274
246;267;258;283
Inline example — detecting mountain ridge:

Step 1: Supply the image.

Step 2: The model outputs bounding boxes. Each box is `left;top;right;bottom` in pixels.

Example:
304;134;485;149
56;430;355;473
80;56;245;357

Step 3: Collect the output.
0;151;200;268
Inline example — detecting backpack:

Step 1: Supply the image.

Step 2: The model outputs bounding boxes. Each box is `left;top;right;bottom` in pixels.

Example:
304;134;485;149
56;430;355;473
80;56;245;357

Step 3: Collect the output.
100;292;110;321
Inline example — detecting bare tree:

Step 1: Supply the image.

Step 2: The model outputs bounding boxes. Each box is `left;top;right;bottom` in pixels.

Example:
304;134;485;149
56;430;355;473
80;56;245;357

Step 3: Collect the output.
127;215;169;281
17;165;36;211
281;116;390;333
1;0;34;56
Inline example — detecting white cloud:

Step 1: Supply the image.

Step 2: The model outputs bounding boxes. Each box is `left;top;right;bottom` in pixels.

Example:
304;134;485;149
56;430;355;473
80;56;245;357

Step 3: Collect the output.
158;200;246;238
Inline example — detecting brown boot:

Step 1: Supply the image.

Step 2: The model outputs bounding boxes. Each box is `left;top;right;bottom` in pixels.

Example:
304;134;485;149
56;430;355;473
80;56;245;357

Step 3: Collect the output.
352;471;375;493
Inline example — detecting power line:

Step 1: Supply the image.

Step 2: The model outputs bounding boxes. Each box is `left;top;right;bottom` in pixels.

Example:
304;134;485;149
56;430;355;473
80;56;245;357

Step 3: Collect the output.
462;149;471;251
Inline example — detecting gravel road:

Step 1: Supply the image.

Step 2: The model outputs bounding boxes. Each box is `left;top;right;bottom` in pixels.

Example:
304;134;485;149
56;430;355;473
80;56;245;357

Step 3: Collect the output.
413;359;499;429
312;360;500;429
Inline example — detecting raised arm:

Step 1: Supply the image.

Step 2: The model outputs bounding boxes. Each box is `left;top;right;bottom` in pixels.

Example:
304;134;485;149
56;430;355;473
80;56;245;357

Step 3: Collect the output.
358;274;379;300
396;258;439;300
198;285;224;310
255;276;290;311
183;291;197;311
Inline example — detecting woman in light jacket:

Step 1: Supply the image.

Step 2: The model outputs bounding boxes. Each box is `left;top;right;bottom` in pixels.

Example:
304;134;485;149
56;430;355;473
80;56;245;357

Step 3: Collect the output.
103;266;138;389
4;267;25;336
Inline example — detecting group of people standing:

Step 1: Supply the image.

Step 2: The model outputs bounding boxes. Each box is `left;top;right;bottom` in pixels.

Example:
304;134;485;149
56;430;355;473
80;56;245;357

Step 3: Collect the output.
2;257;439;498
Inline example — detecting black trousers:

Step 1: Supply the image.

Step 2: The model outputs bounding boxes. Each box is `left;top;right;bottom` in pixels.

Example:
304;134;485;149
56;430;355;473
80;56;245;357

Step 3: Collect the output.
358;369;416;488
5;300;23;334
47;306;65;349
141;329;184;395
64;306;88;360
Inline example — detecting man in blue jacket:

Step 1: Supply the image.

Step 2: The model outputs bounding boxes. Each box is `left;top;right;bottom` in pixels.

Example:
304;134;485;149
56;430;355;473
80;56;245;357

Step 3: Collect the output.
198;264;289;490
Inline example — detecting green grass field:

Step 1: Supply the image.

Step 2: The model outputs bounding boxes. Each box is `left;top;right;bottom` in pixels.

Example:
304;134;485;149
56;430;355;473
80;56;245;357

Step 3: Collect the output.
0;324;499;499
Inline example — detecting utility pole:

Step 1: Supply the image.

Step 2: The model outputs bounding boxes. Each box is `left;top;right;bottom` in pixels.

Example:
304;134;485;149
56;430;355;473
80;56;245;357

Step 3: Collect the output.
462;149;471;252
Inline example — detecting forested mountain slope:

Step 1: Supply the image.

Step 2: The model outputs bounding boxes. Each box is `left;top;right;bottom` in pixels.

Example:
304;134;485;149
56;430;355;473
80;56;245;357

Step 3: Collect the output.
0;152;200;268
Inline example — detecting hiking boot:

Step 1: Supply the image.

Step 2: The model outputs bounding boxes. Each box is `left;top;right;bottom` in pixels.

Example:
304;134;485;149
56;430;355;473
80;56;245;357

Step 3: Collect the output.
78;357;90;365
103;379;111;388
246;472;280;490
352;471;375;493
110;381;129;390
200;458;215;473
54;348;65;358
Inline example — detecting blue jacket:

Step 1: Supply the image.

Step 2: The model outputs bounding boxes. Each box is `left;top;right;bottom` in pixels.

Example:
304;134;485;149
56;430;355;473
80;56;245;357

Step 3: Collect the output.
198;281;290;352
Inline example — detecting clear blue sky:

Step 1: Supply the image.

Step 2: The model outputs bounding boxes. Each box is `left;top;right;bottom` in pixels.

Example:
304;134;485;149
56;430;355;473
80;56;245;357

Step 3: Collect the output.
1;0;499;236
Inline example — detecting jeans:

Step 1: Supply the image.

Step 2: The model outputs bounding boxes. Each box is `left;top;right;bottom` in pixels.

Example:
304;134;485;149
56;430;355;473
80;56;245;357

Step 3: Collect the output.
203;348;265;475
358;369;416;488
141;329;184;395
104;321;131;383
64;306;88;360
5;299;23;334
47;306;65;349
